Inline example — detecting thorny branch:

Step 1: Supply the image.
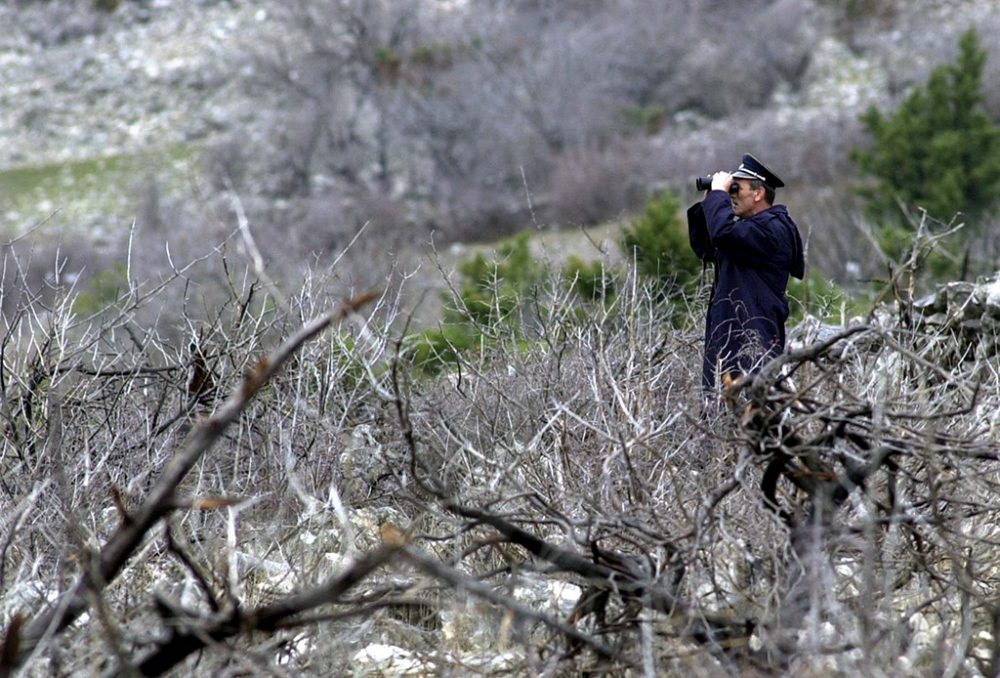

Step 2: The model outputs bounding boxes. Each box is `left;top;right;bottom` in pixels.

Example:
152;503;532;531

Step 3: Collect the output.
5;297;376;674
3;236;1000;675
134;546;398;677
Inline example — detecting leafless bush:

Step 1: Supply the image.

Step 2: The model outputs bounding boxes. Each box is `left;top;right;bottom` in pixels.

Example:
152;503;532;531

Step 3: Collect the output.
0;243;391;673
245;0;827;246
547;141;647;227
0;234;113;318
2;221;1000;676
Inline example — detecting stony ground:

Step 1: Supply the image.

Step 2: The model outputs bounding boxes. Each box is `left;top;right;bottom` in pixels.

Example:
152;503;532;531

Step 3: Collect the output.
0;0;269;166
0;0;279;237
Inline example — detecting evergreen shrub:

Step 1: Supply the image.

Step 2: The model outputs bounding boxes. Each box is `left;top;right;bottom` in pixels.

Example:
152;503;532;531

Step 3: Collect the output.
853;28;1000;269
563;256;616;302
619;190;701;294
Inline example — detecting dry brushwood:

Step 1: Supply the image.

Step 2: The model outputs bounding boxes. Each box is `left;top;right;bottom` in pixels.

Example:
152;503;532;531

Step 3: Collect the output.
720;316;999;667
4;228;1000;676
0;289;383;676
134;546;398;676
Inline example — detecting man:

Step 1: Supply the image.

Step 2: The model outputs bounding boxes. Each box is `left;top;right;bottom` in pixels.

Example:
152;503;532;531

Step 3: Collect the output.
687;153;805;393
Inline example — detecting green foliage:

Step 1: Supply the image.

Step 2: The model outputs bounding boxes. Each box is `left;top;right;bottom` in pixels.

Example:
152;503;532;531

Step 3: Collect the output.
326;332;384;394
405;231;545;374
787;271;869;324
619;191;701;292
450;231;544;326
853;29;1000;230
405;325;482;374
563;256;616;301
875;222;960;280
819;0;898;25
73;265;127;316
410;43;455;68
620;105;666;135
94;0;121;11
375;48;403;78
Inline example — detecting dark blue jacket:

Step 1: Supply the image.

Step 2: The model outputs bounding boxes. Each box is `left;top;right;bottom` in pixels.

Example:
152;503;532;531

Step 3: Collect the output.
688;190;805;390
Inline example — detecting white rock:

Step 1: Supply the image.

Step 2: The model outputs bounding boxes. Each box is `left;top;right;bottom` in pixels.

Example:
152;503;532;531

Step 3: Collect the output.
235;551;296;594
982;278;1000;315
2;580;58;615
351;643;431;675
909;611;935;650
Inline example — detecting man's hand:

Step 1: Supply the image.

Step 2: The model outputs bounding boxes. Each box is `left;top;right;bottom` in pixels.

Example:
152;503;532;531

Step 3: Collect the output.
711;171;733;193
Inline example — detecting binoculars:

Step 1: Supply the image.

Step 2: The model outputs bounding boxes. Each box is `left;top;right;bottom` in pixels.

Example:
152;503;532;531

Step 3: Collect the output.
695;176;741;194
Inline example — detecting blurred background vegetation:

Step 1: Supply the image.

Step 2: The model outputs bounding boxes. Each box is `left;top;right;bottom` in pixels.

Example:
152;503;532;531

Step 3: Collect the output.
3;0;1000;331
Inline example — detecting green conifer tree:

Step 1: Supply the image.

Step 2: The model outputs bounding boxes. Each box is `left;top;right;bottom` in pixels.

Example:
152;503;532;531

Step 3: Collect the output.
619;191;701;292
853;28;1000;224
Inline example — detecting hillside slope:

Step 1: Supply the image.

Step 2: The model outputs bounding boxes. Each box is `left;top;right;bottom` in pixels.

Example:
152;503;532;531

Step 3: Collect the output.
1;0;999;275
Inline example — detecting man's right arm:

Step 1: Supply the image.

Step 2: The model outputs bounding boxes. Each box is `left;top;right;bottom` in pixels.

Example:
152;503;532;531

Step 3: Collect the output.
687;202;715;261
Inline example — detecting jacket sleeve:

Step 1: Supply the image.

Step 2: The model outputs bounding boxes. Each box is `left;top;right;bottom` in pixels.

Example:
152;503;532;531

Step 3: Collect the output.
686;202;715;262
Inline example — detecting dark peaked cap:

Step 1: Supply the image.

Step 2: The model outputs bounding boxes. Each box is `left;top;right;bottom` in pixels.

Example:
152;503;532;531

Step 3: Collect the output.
731;153;785;188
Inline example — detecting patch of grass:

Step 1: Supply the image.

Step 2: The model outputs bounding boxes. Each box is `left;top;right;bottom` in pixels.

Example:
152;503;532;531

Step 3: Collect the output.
72;264;128;317
0;145;198;235
787;271;872;324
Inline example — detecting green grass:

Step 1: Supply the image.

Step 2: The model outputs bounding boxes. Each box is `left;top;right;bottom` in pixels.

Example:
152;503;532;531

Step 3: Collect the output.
787;271;873;325
0;145;199;235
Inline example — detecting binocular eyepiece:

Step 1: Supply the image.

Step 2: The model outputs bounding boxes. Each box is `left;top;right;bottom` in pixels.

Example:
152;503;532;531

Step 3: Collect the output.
695;176;713;191
695;176;742;194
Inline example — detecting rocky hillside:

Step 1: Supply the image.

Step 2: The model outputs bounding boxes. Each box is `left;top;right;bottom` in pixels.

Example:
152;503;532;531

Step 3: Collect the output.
0;1;263;166
0;0;275;240
2;0;1000;266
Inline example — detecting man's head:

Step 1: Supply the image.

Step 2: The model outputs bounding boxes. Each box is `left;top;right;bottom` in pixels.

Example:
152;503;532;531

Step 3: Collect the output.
728;178;770;217
729;154;782;217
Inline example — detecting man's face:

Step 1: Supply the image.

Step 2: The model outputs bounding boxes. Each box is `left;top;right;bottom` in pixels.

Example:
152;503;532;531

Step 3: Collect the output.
729;180;761;218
